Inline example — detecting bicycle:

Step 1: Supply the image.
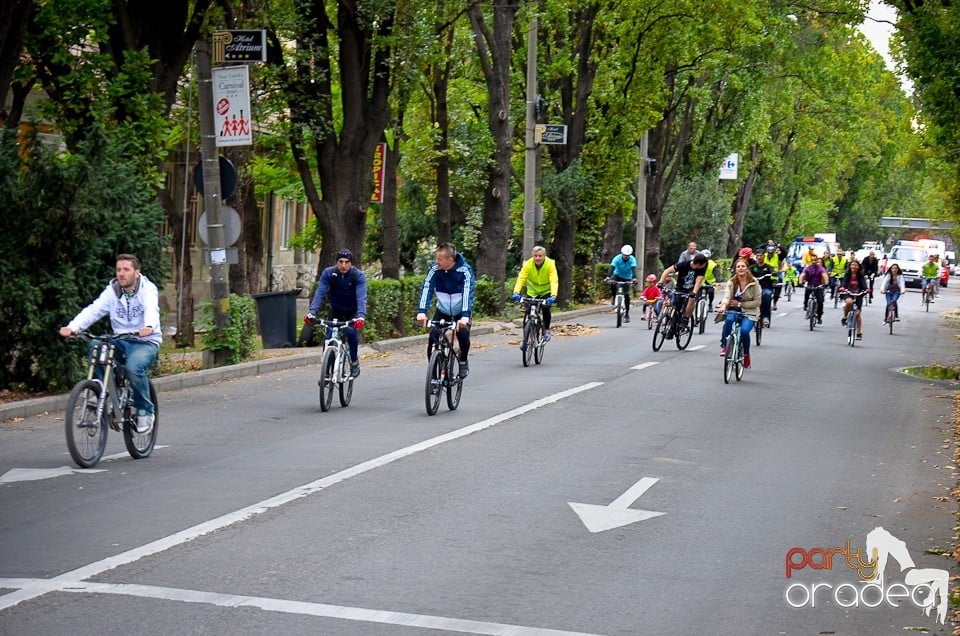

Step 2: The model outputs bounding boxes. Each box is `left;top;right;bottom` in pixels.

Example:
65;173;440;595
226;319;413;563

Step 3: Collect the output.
839;289;868;347
720;310;746;384
644;297;658;330
783;278;794;303
312;317;357;412
884;295;899;335
424;319;464;416
606;278;634;328
64;332;158;468
652;289;694;351
519;297;549;367
804;284;824;331
922;280;934;312
865;273;876;304
694;289;709;335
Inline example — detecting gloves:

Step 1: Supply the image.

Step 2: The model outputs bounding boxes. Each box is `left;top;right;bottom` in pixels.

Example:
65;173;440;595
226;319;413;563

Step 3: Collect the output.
546;296;556;305
838;287;846;293
304;313;315;324
512;294;522;302
353;318;365;330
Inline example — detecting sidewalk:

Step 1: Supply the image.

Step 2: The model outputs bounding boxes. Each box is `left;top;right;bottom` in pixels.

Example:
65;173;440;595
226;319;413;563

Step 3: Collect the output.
0;304;609;422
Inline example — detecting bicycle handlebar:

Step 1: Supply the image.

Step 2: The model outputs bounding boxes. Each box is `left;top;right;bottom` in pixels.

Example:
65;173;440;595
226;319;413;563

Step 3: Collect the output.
312;317;358;328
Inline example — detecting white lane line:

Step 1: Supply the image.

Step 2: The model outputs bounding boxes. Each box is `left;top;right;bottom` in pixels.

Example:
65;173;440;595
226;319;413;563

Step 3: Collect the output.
631;361;659;370
687;345;706;351
0;382;603;612
0;580;597;636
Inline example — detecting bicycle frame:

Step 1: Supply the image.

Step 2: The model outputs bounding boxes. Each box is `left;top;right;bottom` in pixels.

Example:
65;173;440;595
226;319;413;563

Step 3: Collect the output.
320;321;350;380
839;290;868;346
86;338;133;431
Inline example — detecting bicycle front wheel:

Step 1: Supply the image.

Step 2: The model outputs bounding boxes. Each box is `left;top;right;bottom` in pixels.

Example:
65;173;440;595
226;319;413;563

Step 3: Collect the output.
445;354;462;411
785;283;793;302
425;350;444;416
615;296;623;328
647;307;654;330
723;335;736;384
339;360;354;408
652;309;670;351
735;340;745;381
65;380;108;468
533;323;545;364
697;300;707;335
123;380;158;459
522;321;535;367
319;347;336;412
808;301;816;331
755;318;763;346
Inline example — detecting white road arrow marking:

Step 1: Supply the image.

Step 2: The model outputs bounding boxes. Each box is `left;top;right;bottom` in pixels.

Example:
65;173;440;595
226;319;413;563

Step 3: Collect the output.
568;477;665;533
0;467;106;484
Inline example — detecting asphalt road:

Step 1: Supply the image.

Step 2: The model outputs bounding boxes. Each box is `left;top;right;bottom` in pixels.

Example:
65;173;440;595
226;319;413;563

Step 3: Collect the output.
1;288;957;635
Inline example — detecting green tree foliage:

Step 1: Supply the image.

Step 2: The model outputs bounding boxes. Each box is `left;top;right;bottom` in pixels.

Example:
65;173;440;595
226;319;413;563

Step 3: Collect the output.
0;129;167;392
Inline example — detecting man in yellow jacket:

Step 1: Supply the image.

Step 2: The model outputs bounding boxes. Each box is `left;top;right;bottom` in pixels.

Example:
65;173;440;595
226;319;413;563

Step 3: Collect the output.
512;245;560;340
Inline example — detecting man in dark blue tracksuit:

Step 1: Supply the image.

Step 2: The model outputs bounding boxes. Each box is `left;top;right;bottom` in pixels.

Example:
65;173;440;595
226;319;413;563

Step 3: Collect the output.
416;243;476;377
306;249;367;378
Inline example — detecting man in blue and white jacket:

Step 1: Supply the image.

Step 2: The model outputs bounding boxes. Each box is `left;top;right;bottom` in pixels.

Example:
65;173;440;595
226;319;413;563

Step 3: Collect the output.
60;254;162;434
416;243;476;377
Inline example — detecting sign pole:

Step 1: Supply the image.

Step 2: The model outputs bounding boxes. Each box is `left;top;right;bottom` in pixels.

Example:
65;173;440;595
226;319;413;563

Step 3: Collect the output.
636;132;648;280
196;38;231;367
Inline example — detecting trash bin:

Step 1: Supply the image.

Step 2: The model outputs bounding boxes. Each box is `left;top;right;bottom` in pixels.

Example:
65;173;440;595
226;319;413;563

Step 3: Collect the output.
252;289;302;348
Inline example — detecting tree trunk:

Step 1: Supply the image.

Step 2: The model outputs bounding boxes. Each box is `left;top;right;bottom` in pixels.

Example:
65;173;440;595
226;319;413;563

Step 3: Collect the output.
381;135;401;279
602;211;624;264
468;1;519;307
0;0;32;115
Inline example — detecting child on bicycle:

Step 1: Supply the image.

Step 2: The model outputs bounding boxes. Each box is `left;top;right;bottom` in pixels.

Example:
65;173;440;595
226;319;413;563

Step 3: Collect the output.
640;274;663;320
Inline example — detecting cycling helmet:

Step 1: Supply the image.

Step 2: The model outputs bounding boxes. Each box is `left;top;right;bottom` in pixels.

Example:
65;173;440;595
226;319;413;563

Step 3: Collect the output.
620;245;633;256
336;249;353;261
738;247;754;259
766;244;776;253
646;274;657;283
701;249;712;258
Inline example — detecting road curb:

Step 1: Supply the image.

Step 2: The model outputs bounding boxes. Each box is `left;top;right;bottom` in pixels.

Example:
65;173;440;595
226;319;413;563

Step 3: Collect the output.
1;304;609;422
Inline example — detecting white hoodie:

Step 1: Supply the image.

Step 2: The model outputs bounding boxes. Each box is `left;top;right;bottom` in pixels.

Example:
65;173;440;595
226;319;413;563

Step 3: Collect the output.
67;274;162;346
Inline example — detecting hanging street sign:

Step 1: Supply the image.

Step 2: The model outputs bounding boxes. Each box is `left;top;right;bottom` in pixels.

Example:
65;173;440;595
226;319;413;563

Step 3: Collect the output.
535;124;567;145
213;66;252;147
212;30;268;63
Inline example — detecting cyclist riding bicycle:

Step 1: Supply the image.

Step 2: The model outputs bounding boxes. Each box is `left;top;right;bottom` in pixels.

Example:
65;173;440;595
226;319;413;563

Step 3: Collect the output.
828;250;848;300
761;242;783;310
417;243;476;377
798;256;829;324
717;257;761;369
608;245;638;323
658;253;709;322
512;245;559;341
701;249;719;310
921;254;939;303
306;249;367;378
640;274;664;319
839;259;867;340
59;254;162;435
861;250;880;297
782;261;799;291
879;263;905;322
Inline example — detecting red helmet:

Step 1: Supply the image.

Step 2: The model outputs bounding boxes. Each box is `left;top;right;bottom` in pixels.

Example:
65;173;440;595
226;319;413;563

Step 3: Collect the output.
738;247;754;259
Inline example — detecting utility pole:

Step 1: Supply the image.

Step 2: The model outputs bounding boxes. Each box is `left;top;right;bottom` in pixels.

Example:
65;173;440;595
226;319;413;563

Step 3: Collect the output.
196;38;231;367
522;15;538;258
636;132;649;280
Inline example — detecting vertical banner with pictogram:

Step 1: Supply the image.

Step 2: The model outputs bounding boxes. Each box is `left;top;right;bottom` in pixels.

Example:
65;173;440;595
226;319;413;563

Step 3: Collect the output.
371;142;386;203
212;66;252;147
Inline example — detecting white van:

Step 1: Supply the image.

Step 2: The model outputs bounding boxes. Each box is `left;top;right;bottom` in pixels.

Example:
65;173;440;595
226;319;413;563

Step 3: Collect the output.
885;240;929;288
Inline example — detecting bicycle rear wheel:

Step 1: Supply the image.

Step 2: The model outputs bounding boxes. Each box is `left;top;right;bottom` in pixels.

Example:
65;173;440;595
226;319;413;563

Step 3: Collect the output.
319;347;336;412
123;381;158;459
533;323;545;365
338;352;354;407
522;320;535;367
445;354;462;411
723;335;736;384
65;380;108;468
675;314;692;350
425;350;444;416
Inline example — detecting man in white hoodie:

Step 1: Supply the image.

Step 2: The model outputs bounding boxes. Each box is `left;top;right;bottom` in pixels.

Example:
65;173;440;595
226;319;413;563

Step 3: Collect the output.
60;254;162;434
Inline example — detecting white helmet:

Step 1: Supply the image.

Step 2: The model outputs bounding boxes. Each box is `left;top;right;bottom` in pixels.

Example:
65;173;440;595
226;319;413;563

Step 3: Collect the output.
620;245;633;256
701;249;712;258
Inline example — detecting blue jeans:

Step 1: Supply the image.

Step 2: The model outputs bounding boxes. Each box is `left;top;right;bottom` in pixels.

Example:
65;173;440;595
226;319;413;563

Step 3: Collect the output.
760;288;773;320
885;290;900;318
721;312;755;355
90;339;159;414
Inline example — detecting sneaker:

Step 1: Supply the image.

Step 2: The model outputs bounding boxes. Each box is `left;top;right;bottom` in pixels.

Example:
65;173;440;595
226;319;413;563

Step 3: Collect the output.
772;305;778;311
543;330;552;342
743;354;751;369
624;314;630;323
856;333;863;340
459;359;469;378
720;346;726;356
350;361;361;378
817;317;822;324
135;411;154;435
841;316;847;326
